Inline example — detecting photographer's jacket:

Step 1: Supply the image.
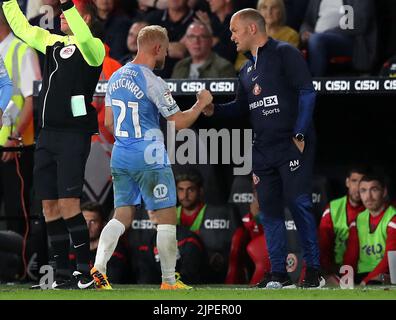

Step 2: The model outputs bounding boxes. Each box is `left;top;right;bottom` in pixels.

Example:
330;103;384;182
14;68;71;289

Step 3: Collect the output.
3;0;105;134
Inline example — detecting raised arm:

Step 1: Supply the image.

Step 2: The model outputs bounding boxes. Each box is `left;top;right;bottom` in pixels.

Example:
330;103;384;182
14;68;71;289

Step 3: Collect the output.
60;0;105;67
2;0;62;53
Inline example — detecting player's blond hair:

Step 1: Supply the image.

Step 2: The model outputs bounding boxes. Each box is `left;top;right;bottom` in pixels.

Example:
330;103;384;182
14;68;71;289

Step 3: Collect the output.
137;25;169;49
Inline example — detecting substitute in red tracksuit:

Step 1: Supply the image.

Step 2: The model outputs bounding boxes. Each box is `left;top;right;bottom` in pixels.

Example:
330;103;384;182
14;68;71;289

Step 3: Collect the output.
343;173;396;285
319;167;367;283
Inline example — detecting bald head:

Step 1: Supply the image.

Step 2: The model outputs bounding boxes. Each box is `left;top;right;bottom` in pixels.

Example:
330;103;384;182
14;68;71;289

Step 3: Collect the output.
137;25;169;51
229;8;268;53
232;8;266;33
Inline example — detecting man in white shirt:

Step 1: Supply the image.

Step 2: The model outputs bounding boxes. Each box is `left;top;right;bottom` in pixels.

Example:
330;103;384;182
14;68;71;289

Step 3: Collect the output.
300;0;376;76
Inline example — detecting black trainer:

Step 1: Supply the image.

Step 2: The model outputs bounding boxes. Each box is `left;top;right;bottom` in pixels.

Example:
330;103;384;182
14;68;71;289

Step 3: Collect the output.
255;272;296;289
71;271;95;289
253;273;273;288
51;271;95;289
301;267;326;289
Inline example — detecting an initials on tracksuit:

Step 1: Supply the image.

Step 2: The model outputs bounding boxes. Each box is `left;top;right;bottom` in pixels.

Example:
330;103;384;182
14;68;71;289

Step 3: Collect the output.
289;160;300;172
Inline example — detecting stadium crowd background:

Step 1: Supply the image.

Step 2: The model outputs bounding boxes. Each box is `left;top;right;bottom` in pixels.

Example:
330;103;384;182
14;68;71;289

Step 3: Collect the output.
0;0;396;286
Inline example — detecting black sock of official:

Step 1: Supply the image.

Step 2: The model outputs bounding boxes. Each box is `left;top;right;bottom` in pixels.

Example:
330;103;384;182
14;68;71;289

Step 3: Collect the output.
64;213;91;276
46;218;71;281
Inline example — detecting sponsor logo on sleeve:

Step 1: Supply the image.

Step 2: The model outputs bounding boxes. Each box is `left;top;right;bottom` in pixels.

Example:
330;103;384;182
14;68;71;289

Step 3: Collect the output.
163;90;175;106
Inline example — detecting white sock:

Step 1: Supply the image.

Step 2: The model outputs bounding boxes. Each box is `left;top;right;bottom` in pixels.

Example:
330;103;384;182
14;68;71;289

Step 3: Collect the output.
157;224;177;285
94;219;125;274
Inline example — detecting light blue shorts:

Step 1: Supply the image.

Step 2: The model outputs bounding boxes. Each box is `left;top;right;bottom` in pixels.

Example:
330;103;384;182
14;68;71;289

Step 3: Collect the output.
111;166;176;211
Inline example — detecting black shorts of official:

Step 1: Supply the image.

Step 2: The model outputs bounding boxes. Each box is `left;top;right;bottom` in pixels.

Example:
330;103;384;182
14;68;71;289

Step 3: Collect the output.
33;130;92;200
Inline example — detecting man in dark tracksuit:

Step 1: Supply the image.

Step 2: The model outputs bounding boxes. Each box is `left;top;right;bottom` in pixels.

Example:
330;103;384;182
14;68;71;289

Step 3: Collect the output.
204;9;324;288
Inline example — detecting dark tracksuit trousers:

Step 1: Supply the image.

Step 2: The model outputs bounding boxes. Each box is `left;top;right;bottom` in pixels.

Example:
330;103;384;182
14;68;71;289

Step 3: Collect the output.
253;136;320;274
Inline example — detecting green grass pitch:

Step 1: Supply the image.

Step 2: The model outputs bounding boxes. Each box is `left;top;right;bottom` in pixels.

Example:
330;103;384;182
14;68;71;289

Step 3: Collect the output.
0;284;396;300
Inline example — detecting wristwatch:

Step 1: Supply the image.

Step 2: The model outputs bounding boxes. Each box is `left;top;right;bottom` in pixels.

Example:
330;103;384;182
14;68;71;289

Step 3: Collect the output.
295;133;304;142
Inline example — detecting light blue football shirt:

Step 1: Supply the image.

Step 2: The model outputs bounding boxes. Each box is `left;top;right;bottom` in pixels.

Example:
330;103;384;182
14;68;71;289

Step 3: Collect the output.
105;63;180;170
0;56;13;112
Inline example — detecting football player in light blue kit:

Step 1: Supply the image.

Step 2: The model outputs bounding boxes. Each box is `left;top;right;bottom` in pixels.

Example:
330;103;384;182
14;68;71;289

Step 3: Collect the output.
91;25;213;290
0;55;13;128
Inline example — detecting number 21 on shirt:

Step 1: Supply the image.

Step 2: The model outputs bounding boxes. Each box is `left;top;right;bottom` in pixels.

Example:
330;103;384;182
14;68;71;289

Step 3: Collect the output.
112;99;142;138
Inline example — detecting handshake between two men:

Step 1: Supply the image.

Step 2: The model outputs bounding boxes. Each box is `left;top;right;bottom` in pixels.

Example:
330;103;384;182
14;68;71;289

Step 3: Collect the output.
195;89;215;118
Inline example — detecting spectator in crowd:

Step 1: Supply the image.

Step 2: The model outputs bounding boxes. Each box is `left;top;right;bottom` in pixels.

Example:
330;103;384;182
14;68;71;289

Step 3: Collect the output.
175;169;240;283
146;0;195;78
120;20;149;65
118;0;167;22
93;0;132;61
29;0;62;71
257;0;299;47
319;166;367;284
71;202;131;284
137;0;168;12
300;0;377;76
344;173;396;285
195;0;237;65
0;7;41;236
172;21;235;79
188;0;209;11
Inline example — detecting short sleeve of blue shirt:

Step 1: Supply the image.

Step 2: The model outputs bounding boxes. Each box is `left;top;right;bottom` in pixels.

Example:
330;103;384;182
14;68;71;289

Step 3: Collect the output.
141;68;180;118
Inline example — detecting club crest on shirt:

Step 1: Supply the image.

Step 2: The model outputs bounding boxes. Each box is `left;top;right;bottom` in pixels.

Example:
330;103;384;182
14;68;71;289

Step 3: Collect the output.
60;45;76;59
163;90;175;106
253;83;262;96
